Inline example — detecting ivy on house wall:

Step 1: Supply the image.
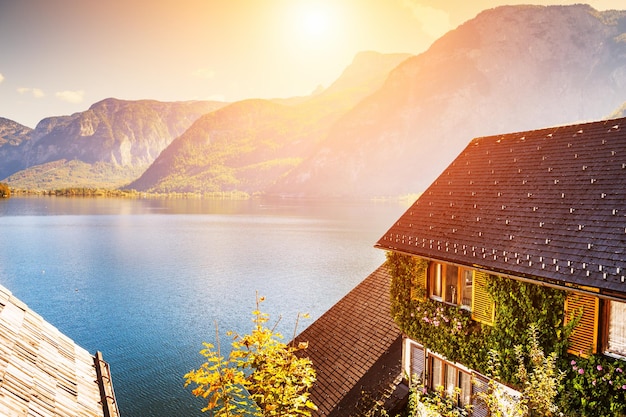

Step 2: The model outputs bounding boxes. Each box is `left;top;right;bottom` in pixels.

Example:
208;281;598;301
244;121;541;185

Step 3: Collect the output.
386;251;626;415
386;252;490;373
484;275;569;383
386;252;570;382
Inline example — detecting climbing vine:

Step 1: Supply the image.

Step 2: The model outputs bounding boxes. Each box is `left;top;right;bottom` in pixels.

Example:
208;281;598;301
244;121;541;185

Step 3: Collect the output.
386;251;626;415
386;252;489;372
484;275;569;383
386;252;570;381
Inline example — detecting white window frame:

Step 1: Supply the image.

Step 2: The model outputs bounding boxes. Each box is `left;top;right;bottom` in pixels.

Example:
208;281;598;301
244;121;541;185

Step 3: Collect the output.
606;300;626;359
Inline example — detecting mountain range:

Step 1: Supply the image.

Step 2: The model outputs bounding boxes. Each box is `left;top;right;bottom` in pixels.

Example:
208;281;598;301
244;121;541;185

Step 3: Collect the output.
0;99;226;189
2;4;626;197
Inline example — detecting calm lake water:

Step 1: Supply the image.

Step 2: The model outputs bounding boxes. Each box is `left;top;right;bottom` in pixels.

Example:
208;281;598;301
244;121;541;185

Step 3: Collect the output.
0;196;407;416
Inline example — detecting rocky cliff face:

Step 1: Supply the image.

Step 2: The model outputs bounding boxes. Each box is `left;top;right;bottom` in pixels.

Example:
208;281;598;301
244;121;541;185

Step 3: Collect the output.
611;102;626;118
273;5;626;197
5;5;626;195
25;98;225;167
3;98;225;187
0;118;33;179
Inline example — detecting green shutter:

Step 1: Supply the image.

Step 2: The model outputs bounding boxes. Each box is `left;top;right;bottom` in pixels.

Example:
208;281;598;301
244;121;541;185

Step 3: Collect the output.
565;291;598;356
472;272;495;325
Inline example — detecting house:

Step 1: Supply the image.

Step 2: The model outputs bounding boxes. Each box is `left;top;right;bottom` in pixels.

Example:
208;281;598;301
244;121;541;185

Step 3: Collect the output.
294;265;404;416
374;117;626;415
0;284;119;417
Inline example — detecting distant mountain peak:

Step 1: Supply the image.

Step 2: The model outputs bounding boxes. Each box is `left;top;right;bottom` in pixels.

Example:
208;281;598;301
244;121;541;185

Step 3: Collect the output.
272;3;626;198
320;50;412;97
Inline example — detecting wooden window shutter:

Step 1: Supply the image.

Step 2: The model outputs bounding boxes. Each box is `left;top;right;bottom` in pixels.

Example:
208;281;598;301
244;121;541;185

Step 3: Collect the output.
410;342;426;381
471;372;490;417
416;259;427;288
472;272;495;325
564;290;598;356
410;257;428;300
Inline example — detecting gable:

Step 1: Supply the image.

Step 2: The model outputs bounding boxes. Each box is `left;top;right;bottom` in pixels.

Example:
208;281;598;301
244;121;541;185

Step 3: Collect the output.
376;117;626;296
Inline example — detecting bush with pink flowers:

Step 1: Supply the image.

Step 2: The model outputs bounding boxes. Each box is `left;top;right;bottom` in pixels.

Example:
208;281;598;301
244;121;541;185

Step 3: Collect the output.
560;354;626;417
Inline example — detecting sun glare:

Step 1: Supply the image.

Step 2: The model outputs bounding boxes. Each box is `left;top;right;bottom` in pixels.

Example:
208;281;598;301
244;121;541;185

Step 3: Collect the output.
302;7;330;37
291;2;338;45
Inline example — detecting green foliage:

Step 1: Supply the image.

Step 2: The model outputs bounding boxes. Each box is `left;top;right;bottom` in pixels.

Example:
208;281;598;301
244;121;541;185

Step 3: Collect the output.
387;253;569;380
484;275;568;383
405;380;470;417
0;182;10;198
185;295;317;416
4;159;147;190
478;350;526;417
385;251;626;416
559;354;626;417
479;325;564;417
386;252;489;372
514;325;564;416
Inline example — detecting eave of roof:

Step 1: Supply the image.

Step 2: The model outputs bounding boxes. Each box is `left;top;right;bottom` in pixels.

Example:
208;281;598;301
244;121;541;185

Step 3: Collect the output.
0;284;118;417
376;117;626;296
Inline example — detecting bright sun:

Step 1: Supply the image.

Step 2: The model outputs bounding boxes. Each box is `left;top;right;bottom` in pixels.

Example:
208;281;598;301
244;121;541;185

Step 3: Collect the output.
302;7;331;37
291;2;337;44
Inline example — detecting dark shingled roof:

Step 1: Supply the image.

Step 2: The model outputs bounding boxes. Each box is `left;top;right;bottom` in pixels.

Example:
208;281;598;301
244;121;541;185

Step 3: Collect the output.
295;264;402;416
376;117;626;296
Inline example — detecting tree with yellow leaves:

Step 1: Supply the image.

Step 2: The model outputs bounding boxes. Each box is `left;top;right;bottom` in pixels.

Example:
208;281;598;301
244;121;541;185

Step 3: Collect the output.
185;294;317;416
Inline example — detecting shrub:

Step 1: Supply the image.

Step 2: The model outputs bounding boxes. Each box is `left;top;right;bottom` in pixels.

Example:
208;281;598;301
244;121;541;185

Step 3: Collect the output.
0;182;10;198
560;354;626;417
185;295;317;416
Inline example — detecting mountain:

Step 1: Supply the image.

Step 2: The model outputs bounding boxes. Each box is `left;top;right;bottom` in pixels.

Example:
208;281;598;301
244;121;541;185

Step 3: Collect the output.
127;52;411;193
611;102;626;118
272;4;626;198
127;99;314;193
3;98;226;188
0;118;33;180
310;51;411;106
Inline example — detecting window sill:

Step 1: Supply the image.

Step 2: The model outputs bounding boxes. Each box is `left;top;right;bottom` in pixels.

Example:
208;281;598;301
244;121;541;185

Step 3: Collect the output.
603;350;626;361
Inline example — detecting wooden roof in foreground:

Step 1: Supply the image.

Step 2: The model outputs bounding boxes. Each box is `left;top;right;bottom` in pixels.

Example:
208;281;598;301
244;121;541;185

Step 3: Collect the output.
376;117;626;296
0;284;118;417
294;264;402;416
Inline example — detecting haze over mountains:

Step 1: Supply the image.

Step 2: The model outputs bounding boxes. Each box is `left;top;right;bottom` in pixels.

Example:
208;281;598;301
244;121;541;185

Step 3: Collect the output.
0;100;226;189
2;4;626;197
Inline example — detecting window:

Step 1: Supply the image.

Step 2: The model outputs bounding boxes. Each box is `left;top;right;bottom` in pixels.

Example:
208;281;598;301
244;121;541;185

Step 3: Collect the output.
458;371;471;407
607;301;626;357
461;269;473;308
429;262;473;308
445;363;457;396
445;364;471;407
431;263;443;298
430;356;443;390
429;355;472;408
404;340;426;382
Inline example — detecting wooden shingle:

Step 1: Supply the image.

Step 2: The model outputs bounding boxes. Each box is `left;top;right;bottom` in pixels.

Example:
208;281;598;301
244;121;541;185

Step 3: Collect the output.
0;284;118;417
294;264;402;416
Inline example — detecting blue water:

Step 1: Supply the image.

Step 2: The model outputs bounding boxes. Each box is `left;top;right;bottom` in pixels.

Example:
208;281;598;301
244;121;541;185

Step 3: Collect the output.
0;197;406;416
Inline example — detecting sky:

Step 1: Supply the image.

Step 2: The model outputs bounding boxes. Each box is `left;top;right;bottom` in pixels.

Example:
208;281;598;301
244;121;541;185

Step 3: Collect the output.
0;0;623;128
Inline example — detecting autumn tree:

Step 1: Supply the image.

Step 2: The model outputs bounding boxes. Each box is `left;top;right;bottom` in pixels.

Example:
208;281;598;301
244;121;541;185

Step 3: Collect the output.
185;295;317;416
0;183;10;198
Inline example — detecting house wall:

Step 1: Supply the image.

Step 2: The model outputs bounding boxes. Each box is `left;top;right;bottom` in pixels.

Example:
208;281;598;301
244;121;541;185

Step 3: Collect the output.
402;337;518;417
387;250;626;416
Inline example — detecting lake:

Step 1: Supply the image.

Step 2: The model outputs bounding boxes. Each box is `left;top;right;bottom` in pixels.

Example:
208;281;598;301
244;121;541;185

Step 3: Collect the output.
0;196;407;416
